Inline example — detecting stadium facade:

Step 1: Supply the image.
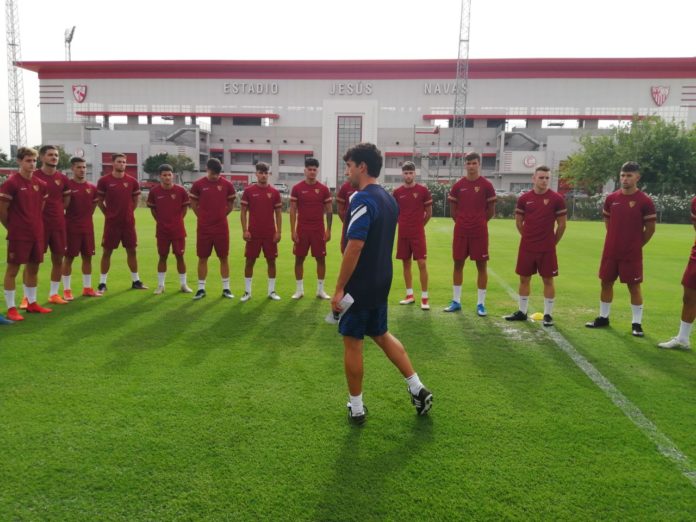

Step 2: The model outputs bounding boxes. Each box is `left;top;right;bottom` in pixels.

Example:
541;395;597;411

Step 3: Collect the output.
17;57;696;191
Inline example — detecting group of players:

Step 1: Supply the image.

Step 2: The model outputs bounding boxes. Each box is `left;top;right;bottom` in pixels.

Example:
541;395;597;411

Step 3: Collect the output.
1;146;694;356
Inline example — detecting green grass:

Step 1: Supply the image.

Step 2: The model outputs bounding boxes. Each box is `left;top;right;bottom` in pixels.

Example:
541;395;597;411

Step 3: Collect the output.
1;210;695;520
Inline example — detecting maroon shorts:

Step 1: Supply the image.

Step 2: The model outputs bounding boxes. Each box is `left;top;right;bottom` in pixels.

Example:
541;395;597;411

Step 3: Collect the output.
396;236;427;261
102;223;137;250
197;233;229;258
599;256;643;284
516;248;558;278
452;235;489;262
66;230;96;258
44;227;67;255
681;258;696;290
7;239;44;265
294;229;326;258
245;238;278;259
157;237;186;257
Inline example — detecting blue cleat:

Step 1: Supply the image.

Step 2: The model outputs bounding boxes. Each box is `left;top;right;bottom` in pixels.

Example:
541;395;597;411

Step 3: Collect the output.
0;314;14;325
443;300;462;313
476;303;487;317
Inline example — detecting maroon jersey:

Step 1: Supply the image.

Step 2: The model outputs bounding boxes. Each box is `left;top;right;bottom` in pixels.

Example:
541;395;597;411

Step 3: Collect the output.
602;190;656;260
33;169;70;231
336;181;357;220
448;176;496;237
147;184;189;240
189;176;236;236
96;173;140;225
516;190;567;252
65;180;98;233
0;172;48;241
689;197;696;262
241;183;282;238
290;180;332;232
393;183;432;239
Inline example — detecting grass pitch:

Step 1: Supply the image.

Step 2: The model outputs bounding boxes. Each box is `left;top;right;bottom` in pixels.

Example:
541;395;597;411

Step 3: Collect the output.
1;210;695;520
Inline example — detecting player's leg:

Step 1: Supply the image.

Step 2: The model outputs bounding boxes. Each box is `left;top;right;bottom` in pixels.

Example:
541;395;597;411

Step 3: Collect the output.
343;335;366;423
587;256;617;328
194;256;209;300
62;255;75;301
155;252;168;295
125;246;146;290
475;259;488;316
4;262;22;320
219;254;233;299
24;262;52;314
401;258;414;303
80;253;100;297
506;274;531;321
99;247;113;292
316;256;329;299
266;255;280;300
661;265;696;349
627;282;644;337
241;256;256;301
48;249;67;303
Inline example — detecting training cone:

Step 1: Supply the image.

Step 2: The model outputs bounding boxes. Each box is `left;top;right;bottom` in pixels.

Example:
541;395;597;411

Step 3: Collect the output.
531;312;544;321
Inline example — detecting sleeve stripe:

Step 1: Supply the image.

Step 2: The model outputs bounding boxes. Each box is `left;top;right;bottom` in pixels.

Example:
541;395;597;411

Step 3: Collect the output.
644;213;657;221
515;208;525;214
346;204;367;236
0;192;12;201
556;209;568;215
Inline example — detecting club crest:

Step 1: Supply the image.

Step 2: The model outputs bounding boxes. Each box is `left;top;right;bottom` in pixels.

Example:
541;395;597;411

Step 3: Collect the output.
267;193;272;198
650;86;669;106
474;186;480;192
86;189;92;194
315;188;320;194
171;193;176;199
123;182;128;188
55;179;61;185
629;201;636;208
72;84;87;103
413;193;418;198
217;185;222;191
543;199;549;205
33;185;39;191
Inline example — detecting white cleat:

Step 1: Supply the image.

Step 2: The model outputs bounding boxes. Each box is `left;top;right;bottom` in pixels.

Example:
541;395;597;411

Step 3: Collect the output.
268;292;281;301
658;337;691;350
291;292;304;300
240;292;252;302
316;290;331;300
180;284;193;293
153;286;165;295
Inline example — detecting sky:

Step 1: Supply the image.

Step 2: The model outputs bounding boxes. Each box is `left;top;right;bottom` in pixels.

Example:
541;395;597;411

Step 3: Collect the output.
2;0;695;152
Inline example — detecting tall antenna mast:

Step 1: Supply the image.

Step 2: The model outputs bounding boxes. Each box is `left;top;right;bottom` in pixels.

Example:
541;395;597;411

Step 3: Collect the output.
65;26;75;61
449;0;472;181
5;0;27;156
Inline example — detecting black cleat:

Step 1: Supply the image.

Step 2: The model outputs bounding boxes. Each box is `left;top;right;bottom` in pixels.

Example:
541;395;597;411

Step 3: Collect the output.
222;289;234;299
410;386;433;416
347;403;367;426
543;314;554;327
585;316;610;328
193;289;206;300
131;280;148;290
632;323;644;337
504;310;528;321
97;283;107;293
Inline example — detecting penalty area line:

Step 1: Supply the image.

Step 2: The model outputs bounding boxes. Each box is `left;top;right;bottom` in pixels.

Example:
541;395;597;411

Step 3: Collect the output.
489;269;696;489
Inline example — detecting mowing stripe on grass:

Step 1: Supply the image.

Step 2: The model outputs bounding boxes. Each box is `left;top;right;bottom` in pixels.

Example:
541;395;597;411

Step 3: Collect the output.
489;269;696;488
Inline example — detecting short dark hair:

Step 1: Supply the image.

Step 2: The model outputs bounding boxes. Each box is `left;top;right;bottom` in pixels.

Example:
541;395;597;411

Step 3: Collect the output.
535;165;551;174
39;145;58;156
464;152;481;163
158;163;173;173
111;153;127;162
16;147;38;160
255;161;269;173
305;157;319;168
342;142;383;178
621;161;640;173
70;156;86;165
206;158;222;174
402;161;416;172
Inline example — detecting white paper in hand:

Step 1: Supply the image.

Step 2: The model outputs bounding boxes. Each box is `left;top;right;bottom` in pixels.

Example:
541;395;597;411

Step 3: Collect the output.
325;293;354;324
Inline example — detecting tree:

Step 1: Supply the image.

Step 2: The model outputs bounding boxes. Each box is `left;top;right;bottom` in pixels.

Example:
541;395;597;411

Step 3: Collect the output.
0;149;17;168
143;153;170;176
33;145;71;171
563;116;696;195
143;153;195;181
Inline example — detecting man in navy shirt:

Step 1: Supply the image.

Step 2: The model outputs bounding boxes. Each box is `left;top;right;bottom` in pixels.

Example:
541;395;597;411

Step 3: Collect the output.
331;142;433;425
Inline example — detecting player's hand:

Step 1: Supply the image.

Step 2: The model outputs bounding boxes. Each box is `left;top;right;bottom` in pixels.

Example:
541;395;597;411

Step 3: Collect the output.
243;230;251;241
331;289;345;313
273;232;281;243
325;229;331;242
292;232;299;243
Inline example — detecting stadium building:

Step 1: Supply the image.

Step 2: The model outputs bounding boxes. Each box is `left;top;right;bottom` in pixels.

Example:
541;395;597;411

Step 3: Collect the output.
17;57;696;191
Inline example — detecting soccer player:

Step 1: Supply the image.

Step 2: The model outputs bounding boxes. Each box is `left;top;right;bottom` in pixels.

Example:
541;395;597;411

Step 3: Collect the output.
239;162;282;302
393;161;432;310
289;157;333;299
336;172;356;254
61;157;101;299
658;196;696;350
147;164;192;295
33;145;71;305
445;152;496;315
585;161;656;336
189;158;236;300
96;153;147;291
332;142;433;425
504;166;567;326
0;147;53;321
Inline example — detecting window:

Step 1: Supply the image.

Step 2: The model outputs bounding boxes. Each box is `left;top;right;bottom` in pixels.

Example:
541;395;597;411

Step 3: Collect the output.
482;156;496;170
211;150;224;163
487;119;506;128
211;117;222;125
233;117;262;126
449;118;474;128
336;116;362;174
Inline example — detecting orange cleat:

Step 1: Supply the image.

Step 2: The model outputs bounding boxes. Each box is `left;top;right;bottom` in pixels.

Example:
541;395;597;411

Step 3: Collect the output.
26;302;53;314
63;289;74;301
48;294;69;305
19;296;29;310
6;307;24;321
82;287;103;297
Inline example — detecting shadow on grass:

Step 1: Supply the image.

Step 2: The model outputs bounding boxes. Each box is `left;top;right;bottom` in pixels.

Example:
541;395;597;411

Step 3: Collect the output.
313;415;434;521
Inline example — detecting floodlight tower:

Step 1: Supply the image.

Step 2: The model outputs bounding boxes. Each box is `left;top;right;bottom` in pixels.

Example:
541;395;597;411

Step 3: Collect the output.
449;0;472;181
5;0;26;156
65;26;75;60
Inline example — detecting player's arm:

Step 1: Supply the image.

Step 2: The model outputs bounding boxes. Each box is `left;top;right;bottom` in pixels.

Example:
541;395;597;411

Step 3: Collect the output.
324;199;333;242
97;194;107;214
554;215;567;244
0;199;9;229
486;200;496;221
331;238;365;313
150;207;157;221
515;213;524;235
642;220;656;246
226;193;235;216
289;199;298;242
62;192;71;210
189;197;199;216
240;204;250;240
424;204;432;226
337;198;346;223
274;207;282;242
448;197;457;221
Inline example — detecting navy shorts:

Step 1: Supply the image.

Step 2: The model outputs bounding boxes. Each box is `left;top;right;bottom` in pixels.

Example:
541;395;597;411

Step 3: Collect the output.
339;303;388;340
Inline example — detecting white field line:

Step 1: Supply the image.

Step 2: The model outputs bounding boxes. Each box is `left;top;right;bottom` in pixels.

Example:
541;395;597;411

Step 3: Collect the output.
489;269;696;488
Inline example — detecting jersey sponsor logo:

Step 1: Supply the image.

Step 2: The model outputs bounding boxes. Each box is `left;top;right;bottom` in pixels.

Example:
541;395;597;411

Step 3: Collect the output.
629;201;636;208
72;84;87;103
650;85;669;106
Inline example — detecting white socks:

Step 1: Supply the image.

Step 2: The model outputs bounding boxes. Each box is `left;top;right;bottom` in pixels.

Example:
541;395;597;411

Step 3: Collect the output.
678;320;693;343
245;277;252;293
26;286;37;304
222;277;230;290
317;279;325;292
83;274;92;288
477;288;487;306
631;304;643;324
349;393;364;416
4;290;15;309
406;287;414;297
100;274;108;285
406;373;424;396
49;281;59;296
198;280;206;291
157;272;166;287
268;278;276;294
62;275;72;291
452;285;462;303
296;280;304;293
421;291;428;298
600;301;611;318
544;298;555;316
179;273;187;285
518;296;529;314
131;272;140;282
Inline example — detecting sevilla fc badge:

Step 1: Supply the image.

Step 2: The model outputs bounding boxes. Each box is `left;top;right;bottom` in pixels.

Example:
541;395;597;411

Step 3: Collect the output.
33;185;39;191
86;189;92;194
315;189;319;194
123;182;128;188
72;85;87;103
629;201;636;208
171;194;176;199
55;179;61;185
267;193;272;198
650;86;669;107
543;199;549;205
413;193;418;198
217;185;222;191
474;186;480;192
